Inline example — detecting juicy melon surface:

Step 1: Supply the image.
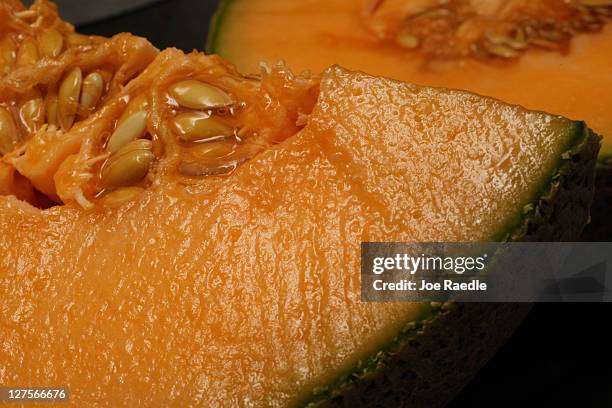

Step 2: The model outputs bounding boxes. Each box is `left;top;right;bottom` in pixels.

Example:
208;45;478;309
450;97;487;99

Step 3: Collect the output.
0;67;578;406
213;0;612;154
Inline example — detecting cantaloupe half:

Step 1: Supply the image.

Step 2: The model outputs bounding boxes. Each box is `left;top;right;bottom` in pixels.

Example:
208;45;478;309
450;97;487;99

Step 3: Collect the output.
208;0;612;160
0;46;600;406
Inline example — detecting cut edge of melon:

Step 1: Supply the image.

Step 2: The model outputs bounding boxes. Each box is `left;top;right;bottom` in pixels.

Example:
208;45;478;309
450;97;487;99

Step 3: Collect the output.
301;122;600;407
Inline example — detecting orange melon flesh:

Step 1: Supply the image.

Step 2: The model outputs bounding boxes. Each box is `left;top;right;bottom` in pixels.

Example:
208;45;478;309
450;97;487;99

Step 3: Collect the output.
212;0;612;155
0;65;581;405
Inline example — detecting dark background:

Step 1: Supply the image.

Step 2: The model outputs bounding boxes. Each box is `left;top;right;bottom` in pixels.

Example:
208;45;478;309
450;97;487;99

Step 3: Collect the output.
52;0;612;406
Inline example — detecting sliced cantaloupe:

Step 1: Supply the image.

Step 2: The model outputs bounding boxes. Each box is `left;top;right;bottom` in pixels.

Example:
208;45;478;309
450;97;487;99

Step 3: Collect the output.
208;0;612;158
0;48;600;406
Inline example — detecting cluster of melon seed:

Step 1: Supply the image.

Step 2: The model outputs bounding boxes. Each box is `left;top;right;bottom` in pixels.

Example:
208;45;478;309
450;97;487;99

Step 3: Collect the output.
477;0;612;59
0;4;108;155
0;66;108;155
168;80;241;177
99;94;153;190
0;4;94;73
0;26;91;71
98;79;238;192
369;0;612;59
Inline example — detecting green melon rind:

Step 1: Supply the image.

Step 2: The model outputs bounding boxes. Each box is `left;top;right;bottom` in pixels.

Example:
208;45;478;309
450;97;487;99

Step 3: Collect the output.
581;157;612;241
507;121;600;242
301;124;600;408
206;0;233;56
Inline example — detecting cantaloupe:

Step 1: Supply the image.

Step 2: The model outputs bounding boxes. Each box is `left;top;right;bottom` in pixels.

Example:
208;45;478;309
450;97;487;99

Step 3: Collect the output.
0;43;600;406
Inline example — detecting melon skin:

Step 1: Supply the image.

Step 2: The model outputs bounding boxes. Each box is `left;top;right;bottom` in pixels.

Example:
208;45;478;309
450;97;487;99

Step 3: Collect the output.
582;158;612;241
309;303;532;408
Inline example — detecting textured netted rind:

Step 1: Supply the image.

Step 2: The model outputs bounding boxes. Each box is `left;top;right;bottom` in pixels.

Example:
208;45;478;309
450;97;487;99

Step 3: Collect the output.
582;158;612;241
307;303;531;408
305;124;600;408
509;123;601;242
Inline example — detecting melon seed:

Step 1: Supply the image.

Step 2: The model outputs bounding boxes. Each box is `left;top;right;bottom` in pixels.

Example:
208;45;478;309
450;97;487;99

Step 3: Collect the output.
178;160;238;177
169;80;233;109
101;140;154;187
485;32;508;45
80;72;104;111
14;10;37;19
190;140;236;160
20;96;44;132
58;67;83;130
100;186;145;207
16;37;39;67
114;138;153;156
66;33;91;47
38;28;63;58
486;43;519;58
396;33;420;49
106;110;148;154
0;107;19;155
118;94;149;125
173;112;234;142
0;37;16;69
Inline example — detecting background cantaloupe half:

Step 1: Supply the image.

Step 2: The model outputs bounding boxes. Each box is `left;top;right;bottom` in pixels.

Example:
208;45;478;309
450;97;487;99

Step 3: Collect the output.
0;53;600;406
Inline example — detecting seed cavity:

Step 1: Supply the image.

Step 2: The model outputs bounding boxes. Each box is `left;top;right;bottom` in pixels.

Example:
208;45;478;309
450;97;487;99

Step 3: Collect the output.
366;0;612;60
0;107;19;155
38;28;64;58
80;72;104;112
173;112;234;142
58;67;83;130
101;139;154;187
169;80;233;110
106;110;148;154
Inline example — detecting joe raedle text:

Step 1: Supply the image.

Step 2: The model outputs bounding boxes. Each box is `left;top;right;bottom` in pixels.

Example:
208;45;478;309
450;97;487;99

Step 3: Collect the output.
372;278;487;292
369;253;489;295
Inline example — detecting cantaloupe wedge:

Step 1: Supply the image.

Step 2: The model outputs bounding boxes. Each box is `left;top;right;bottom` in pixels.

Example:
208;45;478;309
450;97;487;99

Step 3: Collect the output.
0;46;600;406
